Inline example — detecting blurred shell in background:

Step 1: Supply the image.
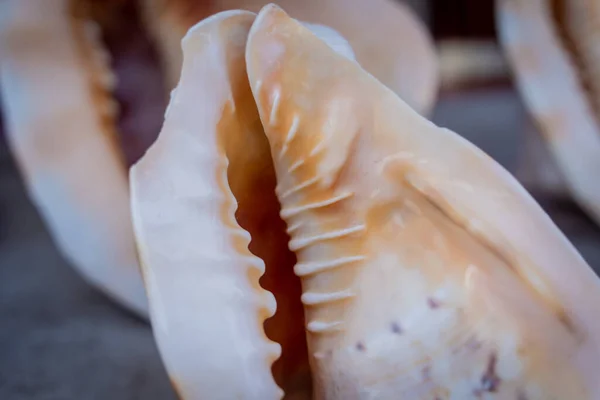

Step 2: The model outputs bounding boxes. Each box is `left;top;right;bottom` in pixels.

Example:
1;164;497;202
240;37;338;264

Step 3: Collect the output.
496;0;600;226
140;0;440;116
0;0;149;317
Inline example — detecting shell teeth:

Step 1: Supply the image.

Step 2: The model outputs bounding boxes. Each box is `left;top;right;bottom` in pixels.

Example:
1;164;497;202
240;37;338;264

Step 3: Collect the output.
83;20;102;42
97;69;118;91
263;289;278;319
244;255;266;270
93;45;112;66
229;227;253;241
269;86;281;127
74;15;120;132
294;255;365;277
288;224;366;251
280;192;353;219
267;341;283;361
301;289;355;306
103;97;120;118
79;18;117;92
306;320;344;333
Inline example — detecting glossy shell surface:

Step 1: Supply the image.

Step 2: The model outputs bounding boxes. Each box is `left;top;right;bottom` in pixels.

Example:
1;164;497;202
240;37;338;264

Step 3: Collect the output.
132;4;600;399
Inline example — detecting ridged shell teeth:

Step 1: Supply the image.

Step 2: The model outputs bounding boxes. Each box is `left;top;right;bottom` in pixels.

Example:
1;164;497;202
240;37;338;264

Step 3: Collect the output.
96;67;118;91
103;97;120;118
263;289;278;320
83;20;102;42
80;20;118;92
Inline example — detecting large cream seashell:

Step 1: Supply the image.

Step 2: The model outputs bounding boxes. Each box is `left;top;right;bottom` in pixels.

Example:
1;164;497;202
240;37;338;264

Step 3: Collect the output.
139;0;439;116
0;0;148;317
250;6;600;398
497;0;600;225
131;4;600;399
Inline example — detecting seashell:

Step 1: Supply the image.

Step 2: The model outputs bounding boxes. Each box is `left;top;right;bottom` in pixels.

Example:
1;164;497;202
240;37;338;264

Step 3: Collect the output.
0;0;148;317
131;4;600;399
496;0;600;225
131;10;298;399
139;0;439;116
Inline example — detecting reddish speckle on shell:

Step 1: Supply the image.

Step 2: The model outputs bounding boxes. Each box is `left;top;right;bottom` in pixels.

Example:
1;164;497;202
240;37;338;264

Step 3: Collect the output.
479;352;501;393
427;297;441;309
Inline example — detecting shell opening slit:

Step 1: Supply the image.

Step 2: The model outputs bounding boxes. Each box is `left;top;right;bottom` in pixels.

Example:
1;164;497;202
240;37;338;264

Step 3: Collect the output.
129;10;312;399
217;56;311;399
